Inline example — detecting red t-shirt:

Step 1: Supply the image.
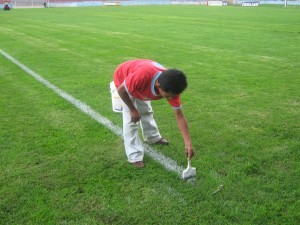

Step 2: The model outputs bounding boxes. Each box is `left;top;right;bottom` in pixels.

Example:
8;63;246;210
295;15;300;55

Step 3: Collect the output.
114;59;181;109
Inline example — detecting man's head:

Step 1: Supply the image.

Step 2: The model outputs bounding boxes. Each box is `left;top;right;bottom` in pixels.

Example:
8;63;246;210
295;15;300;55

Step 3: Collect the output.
157;69;187;97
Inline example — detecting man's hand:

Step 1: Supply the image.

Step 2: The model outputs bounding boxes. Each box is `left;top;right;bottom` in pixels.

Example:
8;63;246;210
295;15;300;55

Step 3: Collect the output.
117;83;141;123
130;108;141;123
185;145;195;159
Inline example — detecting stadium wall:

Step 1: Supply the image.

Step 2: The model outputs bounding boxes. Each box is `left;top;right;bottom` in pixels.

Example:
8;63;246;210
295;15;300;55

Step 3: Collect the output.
234;0;299;5
2;0;299;9
260;0;299;5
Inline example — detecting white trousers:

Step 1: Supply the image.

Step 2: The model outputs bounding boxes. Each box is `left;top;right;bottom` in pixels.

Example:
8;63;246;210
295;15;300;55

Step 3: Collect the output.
122;97;161;163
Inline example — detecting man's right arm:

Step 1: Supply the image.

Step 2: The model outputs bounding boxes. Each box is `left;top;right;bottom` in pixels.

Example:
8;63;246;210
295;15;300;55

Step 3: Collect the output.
117;83;141;123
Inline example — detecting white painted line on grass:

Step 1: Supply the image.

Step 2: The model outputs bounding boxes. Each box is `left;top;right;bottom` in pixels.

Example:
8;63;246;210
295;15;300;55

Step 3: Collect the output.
0;49;184;177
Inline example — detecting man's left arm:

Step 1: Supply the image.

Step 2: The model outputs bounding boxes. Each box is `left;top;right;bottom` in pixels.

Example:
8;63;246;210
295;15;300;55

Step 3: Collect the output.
174;109;195;159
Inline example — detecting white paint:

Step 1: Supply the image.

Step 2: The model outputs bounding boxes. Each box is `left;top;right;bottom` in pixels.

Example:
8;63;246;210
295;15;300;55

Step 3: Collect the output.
0;49;184;177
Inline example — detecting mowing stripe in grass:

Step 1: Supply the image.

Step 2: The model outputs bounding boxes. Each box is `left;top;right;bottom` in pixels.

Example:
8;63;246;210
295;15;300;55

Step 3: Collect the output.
0;49;184;177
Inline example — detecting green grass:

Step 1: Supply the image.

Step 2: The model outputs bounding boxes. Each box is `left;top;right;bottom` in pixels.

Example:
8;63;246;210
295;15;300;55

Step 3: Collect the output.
1;5;300;224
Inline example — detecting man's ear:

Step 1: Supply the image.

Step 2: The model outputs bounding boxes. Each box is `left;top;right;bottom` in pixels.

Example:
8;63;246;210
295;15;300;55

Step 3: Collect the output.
155;80;161;88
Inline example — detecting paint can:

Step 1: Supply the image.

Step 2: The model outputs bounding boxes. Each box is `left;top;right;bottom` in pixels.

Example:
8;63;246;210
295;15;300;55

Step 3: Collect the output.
110;81;123;113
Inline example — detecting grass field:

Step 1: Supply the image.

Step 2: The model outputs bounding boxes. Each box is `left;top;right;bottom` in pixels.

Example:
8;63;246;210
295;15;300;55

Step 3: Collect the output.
1;5;300;224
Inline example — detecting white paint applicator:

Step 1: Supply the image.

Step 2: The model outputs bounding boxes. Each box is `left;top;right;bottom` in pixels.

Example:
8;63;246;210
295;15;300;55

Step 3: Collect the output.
182;159;196;180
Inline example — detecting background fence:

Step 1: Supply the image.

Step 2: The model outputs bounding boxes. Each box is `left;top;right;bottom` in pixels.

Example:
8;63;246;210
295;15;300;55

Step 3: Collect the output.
1;0;300;9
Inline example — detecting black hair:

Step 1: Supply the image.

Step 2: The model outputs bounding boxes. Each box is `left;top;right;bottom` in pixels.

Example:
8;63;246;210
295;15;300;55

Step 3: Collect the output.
158;69;187;95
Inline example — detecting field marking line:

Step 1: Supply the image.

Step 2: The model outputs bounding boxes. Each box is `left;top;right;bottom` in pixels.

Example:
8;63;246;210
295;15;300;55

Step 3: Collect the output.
0;49;184;177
